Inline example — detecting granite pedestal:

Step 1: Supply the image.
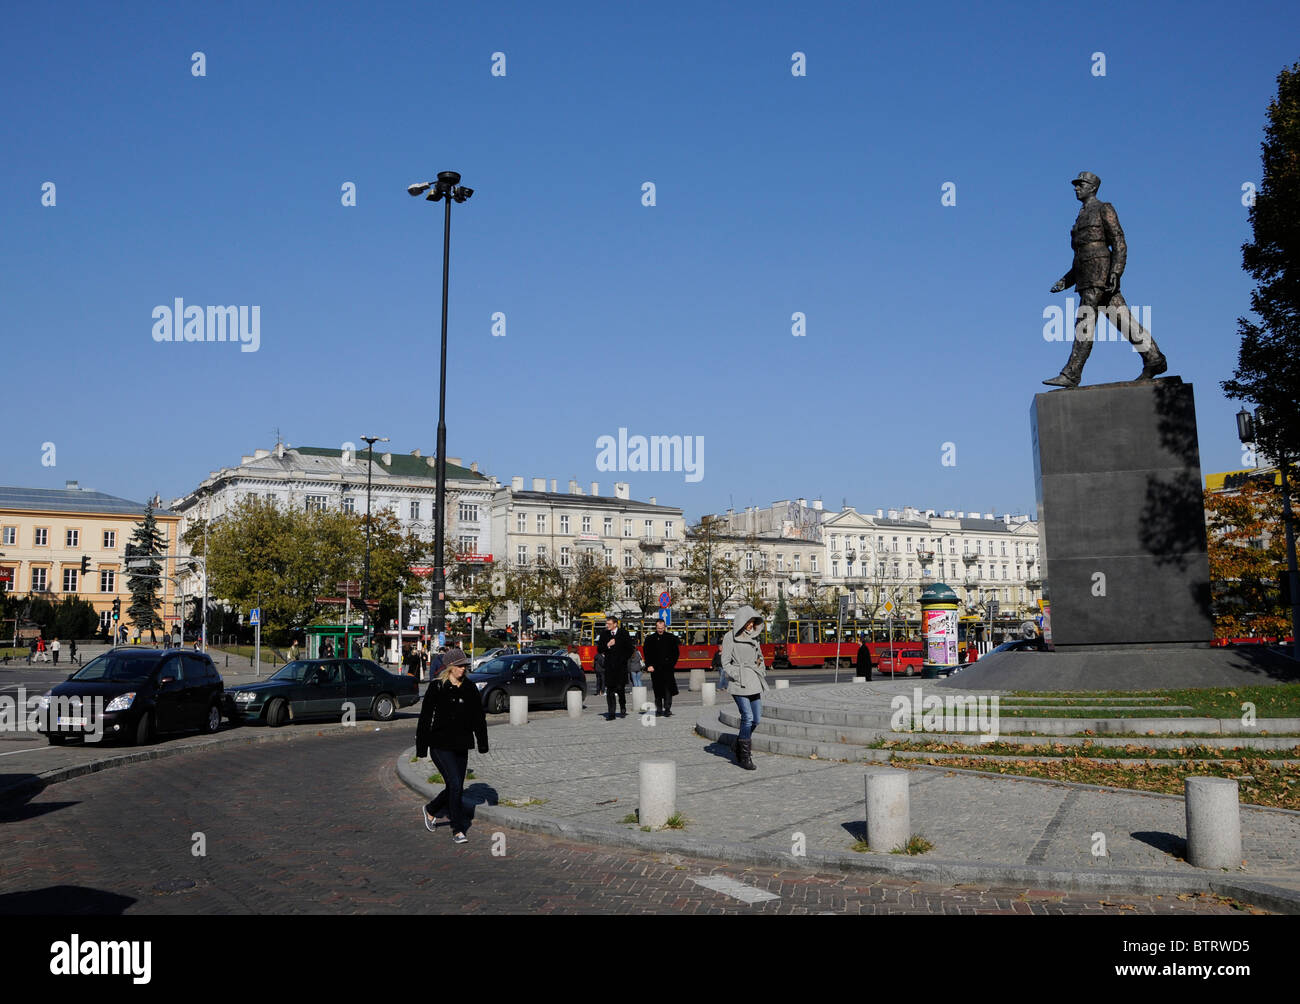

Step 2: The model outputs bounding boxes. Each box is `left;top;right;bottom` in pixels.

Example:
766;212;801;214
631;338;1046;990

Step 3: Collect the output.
1031;378;1213;649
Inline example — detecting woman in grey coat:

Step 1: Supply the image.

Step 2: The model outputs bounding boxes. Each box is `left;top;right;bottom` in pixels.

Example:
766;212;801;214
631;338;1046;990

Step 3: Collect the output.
720;605;768;770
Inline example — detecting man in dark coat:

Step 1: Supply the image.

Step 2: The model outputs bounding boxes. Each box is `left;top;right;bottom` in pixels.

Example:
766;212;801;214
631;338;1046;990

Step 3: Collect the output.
855;635;873;681
643;617;680;716
594;615;633;719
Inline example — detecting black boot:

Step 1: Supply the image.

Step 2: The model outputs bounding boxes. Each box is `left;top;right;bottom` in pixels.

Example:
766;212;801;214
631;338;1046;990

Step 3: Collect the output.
737;739;757;770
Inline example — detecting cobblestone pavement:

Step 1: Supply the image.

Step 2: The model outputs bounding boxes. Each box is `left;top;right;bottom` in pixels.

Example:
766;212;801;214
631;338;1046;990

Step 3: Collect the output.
0;728;1256;915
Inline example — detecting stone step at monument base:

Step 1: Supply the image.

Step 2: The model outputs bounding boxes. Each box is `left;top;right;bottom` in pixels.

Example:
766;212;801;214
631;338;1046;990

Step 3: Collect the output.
696;707;881;762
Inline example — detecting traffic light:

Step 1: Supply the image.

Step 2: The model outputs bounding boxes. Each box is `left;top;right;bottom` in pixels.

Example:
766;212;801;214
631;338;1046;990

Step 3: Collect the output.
112;597;121;621
80;555;89;574
465;614;472;625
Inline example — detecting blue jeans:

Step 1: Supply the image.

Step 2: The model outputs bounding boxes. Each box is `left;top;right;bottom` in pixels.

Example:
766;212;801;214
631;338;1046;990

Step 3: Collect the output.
732;693;762;741
630;670;643;688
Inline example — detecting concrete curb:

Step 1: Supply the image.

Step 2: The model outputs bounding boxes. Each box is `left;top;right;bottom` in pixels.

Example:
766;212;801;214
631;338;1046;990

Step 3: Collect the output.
393;750;1300;912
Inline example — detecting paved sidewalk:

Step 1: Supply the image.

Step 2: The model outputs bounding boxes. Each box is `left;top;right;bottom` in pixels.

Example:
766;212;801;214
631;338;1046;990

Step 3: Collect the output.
394;683;1300;912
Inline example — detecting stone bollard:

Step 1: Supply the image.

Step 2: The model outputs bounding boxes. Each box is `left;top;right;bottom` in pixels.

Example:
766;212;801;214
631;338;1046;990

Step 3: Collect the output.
631;686;648;713
775;679;789;689
689;669;705;692
701;682;716;706
566;689;583;718
851;676;867;684
509;695;528;726
1185;776;1242;869
639;759;676;829
865;770;910;853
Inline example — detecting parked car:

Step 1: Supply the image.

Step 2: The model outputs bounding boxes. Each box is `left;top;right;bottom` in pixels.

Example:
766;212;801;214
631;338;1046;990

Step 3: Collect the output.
988;638;1047;654
469;653;587;714
39;648;224;746
876;644;925;677
225;659;418;726
470;647;513;670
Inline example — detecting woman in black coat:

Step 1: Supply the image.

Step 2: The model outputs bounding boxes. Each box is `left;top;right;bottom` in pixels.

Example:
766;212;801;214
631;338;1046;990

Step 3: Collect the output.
643;617;680;716
416;647;489;844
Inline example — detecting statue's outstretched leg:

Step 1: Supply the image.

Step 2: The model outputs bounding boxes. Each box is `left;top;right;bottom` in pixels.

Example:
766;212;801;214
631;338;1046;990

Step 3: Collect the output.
1105;292;1167;381
1043;288;1100;388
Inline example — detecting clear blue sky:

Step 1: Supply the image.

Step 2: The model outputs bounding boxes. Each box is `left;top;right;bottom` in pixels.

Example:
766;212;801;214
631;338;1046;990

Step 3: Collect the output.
2;0;1294;521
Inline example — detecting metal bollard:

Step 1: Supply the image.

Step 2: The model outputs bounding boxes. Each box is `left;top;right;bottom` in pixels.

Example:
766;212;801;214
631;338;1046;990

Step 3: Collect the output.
865;770;910;852
1185;776;1242;869
639;759;676;829
566;689;582;718
688;669;705;692
509;695;528;726
701;682;716;706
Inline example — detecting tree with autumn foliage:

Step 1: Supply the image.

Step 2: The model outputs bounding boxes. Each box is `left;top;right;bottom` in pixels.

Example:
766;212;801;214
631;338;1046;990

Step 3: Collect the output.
1204;479;1288;638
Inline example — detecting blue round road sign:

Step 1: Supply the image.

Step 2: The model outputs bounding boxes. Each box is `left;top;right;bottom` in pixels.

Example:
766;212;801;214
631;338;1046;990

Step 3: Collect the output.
658;592;671;608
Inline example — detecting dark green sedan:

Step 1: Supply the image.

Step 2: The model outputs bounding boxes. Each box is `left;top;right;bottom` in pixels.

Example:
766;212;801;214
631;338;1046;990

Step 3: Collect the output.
224;659;419;726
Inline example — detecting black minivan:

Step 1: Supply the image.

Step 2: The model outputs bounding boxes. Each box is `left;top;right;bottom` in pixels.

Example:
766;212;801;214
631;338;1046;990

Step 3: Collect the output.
39;648;225;746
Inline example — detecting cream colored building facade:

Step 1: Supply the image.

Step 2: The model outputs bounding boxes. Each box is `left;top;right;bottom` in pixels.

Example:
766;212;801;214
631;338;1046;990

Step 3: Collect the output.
0;483;179;639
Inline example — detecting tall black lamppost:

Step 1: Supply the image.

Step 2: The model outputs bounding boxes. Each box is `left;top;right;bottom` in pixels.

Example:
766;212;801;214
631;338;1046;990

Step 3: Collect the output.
1235;408;1299;660
408;171;473;641
360;434;389;635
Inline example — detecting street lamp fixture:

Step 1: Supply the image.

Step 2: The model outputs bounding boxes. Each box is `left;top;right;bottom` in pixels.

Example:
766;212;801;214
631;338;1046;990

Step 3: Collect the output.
409;169;473;640
359;434;389;634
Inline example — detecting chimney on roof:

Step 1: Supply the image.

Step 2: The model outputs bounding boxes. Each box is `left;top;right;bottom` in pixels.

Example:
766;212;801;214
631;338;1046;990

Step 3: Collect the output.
983;512;993;520
341;446;353;464
447;457;462;467
411;448;421;458
551;479;557;493
796;497;806;508
511;476;524;492
241;455;253;464
65;480;79;490
426;456;436;469
591;481;599;496
470;462;479;474
568;479;580;495
254;449;270;460
532;477;546;492
274;443;285;459
614;482;630;500
381;453;392;466
649;496;656;505
812;500;823;511
876;508;884;518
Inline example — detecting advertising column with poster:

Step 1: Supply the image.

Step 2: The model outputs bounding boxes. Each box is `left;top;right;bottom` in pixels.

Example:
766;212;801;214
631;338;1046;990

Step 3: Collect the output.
920;583;961;678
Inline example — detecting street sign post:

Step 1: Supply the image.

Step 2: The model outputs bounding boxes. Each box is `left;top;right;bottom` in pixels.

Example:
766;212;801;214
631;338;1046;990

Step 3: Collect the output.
250;607;261;678
658;592;672;609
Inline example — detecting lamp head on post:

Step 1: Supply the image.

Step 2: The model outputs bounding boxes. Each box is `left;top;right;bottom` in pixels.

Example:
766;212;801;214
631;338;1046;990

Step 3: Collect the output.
1236;408;1257;445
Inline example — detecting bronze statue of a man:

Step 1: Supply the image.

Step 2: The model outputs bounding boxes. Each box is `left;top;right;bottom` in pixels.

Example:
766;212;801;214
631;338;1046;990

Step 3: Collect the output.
1044;171;1167;388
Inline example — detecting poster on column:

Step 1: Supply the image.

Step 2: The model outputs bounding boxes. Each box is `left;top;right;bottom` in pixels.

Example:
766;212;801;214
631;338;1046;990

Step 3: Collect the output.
925;608;958;666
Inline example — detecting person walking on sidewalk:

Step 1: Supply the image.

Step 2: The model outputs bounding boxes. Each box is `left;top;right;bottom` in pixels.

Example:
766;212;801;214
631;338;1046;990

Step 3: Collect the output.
643;616;680;717
855;634;873;681
721;605;768;770
595;615;633;719
51;638;60;665
416;647;488;845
